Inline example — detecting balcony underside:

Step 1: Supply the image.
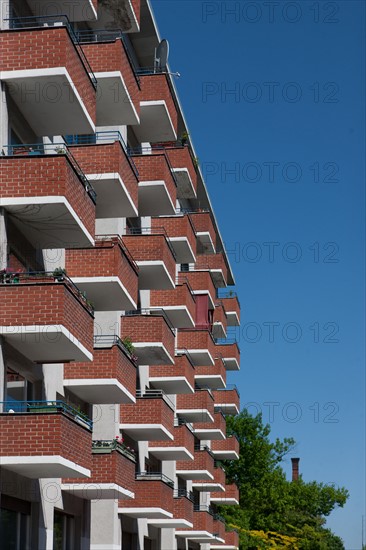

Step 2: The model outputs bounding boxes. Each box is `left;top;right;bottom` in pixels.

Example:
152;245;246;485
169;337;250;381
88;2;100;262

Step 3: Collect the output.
168;237;196;264
94;72;139;126
210;269;227;288
27;0;97;21
136;262;175;290
211;449;240;461
192;429;225;441
0;325;92;363
196;232;216;254
87;173;138;218
119;507;172;519
173;168;197;199
210;546;238;550
194;374;226;390
148;518;193;529
214;403;240;415
150;306;194;329
177;349;214;367
132;342;174;365
2;69;95;135
223;358;240;371
212;322;227;339
62;482;134;500
226;311;240;326
138;181;175;216
70;278;137;311
175;531;215;543
149;446;194;461
191;482;225;492
0;456;90;479
120;423;173;441
134;101;177;142
91;0;140;33
210;496;239;506
63;379;135;404
150;376;194;395
175;470;213;481
1;198;94;248
175;409;213;423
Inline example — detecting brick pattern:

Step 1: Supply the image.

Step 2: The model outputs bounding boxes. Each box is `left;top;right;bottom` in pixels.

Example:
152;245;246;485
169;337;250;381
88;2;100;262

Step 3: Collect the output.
177;448;214;474
0;412;91;471
221;296;241;323
215;342;240;365
151;214;196;258
123;235;176;283
0;28;96;124
0;283;93;354
69;142;139;209
149;424;194;455
212;389;240;410
177;330;216;361
0;156;96;239
213;303;228;331
165;147;197;196
64;345;137;397
174;495;194;524
82;39;140;117
63;449;135;493
212;483;239;503
121;315;175;359
149;354;195;392
119;479;173;511
140;74;178;136
211;436;240;456
194;359;227;387
189;212;216;250
120;397;174;433
176;389;214;416
182;271;216;305
133;154;177;207
181;510;213;533
213;517;226;540
130;0;141;25
65;238;138;304
150;282;196;325
225;530;239;547
195;253;228;283
194;412;226;436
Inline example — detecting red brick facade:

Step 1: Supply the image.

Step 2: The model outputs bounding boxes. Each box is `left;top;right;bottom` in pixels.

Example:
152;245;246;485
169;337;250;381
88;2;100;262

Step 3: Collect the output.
133;154;177;207
176;389;214;417
149;354;195;392
177;448;214;475
119;478;173;512
121;314;175;359
151;214;197;258
120;396;174;433
189;212;216;249
177;329;217;361
123;234;176;284
149;423;194;455
151;282;196;325
140;74;178;135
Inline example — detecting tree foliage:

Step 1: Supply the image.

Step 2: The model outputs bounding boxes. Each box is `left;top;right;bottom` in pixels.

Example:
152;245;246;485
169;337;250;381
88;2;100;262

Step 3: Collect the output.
219;410;349;549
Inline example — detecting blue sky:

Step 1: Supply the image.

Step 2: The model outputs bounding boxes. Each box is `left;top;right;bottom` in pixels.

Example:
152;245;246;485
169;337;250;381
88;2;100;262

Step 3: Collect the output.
151;1;365;547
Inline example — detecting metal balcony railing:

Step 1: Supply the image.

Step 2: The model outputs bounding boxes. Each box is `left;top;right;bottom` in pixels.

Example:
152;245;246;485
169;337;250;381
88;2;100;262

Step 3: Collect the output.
174;489;194;501
0;271;94;315
193;504;214;515
2;142;97;203
136;389;175;411
92;439;136;461
5;15;97;87
135;471;174;488
93;335;138;366
0;400;92;429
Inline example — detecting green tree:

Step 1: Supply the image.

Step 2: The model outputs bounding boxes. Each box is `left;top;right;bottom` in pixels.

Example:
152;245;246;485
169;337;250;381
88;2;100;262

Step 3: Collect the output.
219;409;349;549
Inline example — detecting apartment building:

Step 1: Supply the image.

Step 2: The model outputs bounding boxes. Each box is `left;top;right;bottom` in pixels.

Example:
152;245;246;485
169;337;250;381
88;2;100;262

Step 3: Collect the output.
0;1;241;548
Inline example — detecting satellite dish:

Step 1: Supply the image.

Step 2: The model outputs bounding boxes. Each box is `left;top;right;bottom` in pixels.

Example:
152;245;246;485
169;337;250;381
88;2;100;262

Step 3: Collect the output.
155;39;169;72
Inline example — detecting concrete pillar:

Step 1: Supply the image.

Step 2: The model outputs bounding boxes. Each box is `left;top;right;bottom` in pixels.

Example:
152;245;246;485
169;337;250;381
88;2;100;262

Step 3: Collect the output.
91;500;121;550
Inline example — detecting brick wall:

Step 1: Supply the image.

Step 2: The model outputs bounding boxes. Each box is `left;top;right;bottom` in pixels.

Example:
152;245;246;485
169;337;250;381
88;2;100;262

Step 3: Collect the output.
174;495;194;524
66;239;138;304
133;154;177;207
194;412;226;436
213;303;228;330
121;315;175;359
213;517;226;540
221;296;240;322
0;412;91;471
189;212;216;249
123;235;176;283
165;147;197;195
194;359;227;387
149;424;194;455
195;253;228;284
69;142;139;209
212;389;240;409
176;389;214;416
215;342;240;364
212;483;239;503
149;354;195;392
177;330;216;360
177;448;214;474
225;530;239;546
119;479;173;512
0;283;93;354
211;437;240;456
120;396;174;433
151;215;196;257
64;345;137;397
140;74;178;136
0;28;96;124
0;156;96;239
150;282;196;324
183;271;217;305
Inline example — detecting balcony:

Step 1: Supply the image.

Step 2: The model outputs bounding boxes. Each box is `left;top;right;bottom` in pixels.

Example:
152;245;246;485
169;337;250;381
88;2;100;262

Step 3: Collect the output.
193;411;226;441
67;133;138;218
211;484;240;506
0;147;96;248
79;34;140;125
27;0;97;21
152;214;196;263
194;358;227;390
120;390;174;441
121;310;175;365
215;341;240;371
164;146;198;199
119;472;174;519
0;401;92;478
149;420;194;461
172;490;194;529
0;19;96;134
123;231;176;289
192;461;225;492
149;353;195;394
62;439;135;500
177;329;216;366
182;271;217;310
64;335;136;404
150;278;196;329
211;437;240;461
195;253;228;288
212;530;240;550
213;387;240;415
212;515;226;544
219;292;241;326
189;211;216;254
65;236;138;311
96;0;140;33
0;273;93;362
176;505;215;543
133;73;178;142
132;153;177;216
176;389;214;423
212;302;228;339
176;447;214;481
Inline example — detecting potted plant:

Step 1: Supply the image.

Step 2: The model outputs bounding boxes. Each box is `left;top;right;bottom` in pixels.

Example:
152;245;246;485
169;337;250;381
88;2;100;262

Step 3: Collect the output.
53;267;66;282
180;131;189;146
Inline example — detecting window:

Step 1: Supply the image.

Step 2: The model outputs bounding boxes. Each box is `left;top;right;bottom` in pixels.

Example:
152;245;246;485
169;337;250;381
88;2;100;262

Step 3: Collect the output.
0;497;31;550
53;511;74;550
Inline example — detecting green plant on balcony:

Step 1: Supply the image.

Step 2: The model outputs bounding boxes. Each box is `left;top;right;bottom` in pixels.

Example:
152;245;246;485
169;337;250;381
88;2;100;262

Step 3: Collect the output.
193;156;199;169
122;336;135;355
180;131;190;146
53;267;66;281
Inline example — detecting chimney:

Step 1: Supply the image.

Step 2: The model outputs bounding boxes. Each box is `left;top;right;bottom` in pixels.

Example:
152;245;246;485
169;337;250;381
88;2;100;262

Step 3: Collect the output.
291;457;300;481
